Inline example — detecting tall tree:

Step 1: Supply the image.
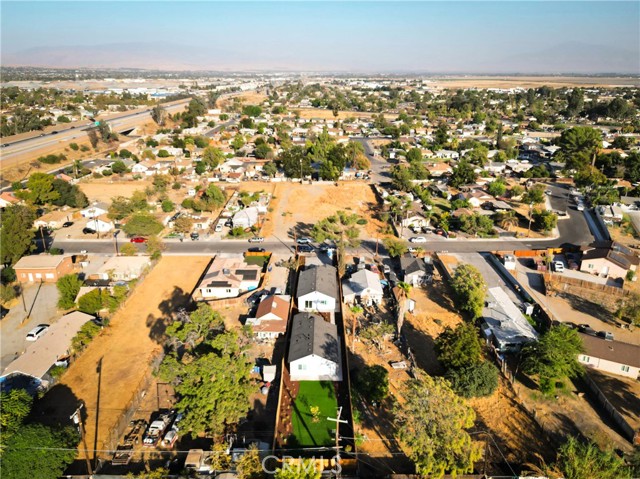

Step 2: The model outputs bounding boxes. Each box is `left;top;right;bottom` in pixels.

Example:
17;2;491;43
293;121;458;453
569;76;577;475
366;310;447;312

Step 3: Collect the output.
449;264;487;318
556;127;601;170
57;274;83;309
151;105;167;126
522;325;583;395
0;389;33;450
395;372;481;478
435;322;482;370
21;173;59;205
0;205;36;265
165;304;224;349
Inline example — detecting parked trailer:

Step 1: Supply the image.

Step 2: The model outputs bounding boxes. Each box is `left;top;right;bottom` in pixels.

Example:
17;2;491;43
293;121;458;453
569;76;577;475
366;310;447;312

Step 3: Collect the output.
112;419;147;465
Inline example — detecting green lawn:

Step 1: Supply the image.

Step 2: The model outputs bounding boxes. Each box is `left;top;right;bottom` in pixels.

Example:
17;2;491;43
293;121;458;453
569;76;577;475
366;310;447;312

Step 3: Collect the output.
290;381;338;447
243;254;270;268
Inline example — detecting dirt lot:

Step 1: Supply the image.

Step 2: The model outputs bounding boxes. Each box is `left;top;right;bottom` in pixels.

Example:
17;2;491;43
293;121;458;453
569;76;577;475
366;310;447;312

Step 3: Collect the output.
293;109;396;120
349;275;559;475
240;181;384;240
430;76;639;89
78;177;155;203
36;256;210;460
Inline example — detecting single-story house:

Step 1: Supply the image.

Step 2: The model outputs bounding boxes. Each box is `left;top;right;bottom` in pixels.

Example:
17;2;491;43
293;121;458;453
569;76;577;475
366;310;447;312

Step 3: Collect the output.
580;241;639;280
94;256;151;281
342;269;384;306
0;192;20;208
458;190;494;208
34;210;74;229
288;312;342;381
1;311;95;383
14;255;74;283
245;295;290;340
232;207;260;229
481;287;538;353
400;212;430;229
80;203;109;218
297;265;339;313
425;162;452;177
400;255;430;286
86;216;114;233
579;333;640;379
434;149;459;160
196;256;262;300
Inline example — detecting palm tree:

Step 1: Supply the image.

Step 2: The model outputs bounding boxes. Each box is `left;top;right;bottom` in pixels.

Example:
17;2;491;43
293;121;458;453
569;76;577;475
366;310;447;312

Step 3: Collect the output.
497;211;518;231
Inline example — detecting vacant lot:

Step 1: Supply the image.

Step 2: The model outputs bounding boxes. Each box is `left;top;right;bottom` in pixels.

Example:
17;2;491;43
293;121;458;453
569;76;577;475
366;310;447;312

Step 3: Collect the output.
79;178;155;203
240;182;383;240
291;381;337;447
431;76;639;89
38;256;210;459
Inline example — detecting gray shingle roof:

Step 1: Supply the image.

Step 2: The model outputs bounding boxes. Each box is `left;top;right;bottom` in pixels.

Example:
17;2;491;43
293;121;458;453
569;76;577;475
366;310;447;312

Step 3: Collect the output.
296;265;338;299
288;312;340;364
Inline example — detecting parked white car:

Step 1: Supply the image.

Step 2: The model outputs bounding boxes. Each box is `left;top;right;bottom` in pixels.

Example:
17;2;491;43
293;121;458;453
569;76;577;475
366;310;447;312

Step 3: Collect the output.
26;324;49;341
553;261;565;273
409;236;427;243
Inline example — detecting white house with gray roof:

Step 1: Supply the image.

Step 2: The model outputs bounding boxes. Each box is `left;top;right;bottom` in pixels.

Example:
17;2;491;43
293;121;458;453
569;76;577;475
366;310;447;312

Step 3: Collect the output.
288;312;342;381
296;265;339;313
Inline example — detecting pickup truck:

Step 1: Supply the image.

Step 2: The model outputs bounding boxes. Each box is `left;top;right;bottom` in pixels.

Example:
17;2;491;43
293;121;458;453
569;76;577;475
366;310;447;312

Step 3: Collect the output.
143;412;174;447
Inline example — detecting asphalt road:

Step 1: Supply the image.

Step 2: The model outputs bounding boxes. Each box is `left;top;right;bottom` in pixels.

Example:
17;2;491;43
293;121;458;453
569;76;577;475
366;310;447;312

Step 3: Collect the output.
545;182;595;246
352;137;391;184
0;100;190;164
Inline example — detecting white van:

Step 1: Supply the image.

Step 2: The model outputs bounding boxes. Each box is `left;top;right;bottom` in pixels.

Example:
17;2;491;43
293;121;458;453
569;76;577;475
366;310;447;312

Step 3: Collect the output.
215;222;223;233
553;261;565;273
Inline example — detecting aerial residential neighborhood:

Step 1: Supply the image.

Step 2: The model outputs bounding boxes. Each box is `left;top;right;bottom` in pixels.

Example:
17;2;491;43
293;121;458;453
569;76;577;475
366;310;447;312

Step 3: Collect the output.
1;2;639;479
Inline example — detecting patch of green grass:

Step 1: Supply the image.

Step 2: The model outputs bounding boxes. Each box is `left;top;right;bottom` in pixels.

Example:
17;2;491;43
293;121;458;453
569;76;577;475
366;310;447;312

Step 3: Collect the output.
244;255;270;268
291;381;337;447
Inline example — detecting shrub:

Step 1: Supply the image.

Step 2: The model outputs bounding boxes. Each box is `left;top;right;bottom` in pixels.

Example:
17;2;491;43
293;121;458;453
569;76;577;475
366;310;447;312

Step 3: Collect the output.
1;266;16;283
69;143;79;151
157;149;170;158
353;365;389;404
445;361;499;398
71;321;102;353
1;283;17;303
49;247;63;255
57;274;82;310
356;218;367;225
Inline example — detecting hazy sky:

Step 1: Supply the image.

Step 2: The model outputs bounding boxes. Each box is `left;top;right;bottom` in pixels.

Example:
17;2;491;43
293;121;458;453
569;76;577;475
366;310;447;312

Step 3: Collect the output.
2;1;639;73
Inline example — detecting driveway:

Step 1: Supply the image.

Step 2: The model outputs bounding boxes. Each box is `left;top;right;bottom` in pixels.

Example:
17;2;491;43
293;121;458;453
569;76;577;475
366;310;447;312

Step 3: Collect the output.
0;283;60;371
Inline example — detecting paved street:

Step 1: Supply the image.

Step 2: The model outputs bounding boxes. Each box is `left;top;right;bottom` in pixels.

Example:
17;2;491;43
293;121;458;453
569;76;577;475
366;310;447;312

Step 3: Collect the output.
545;182;595;246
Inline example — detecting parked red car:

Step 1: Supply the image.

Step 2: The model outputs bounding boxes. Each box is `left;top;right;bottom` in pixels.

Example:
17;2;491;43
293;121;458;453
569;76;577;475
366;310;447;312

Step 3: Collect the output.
130;237;147;243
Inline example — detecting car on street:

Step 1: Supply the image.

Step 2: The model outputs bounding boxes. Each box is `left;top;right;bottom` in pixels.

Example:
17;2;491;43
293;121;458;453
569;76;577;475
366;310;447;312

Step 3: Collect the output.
553;261;565;273
190;232;200;241
248;237;264;243
597;331;614;341
296;237;312;244
298;244;314;253
248;247;266;253
62;221;74;227
82;227;96;234
130;237;147;243
409;236;427;243
578;324;597;336
26;324;50;341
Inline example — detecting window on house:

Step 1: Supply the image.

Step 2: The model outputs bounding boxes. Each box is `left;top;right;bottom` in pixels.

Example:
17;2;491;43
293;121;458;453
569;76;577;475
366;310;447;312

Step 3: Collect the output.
35;273;42;278
226;289;232;293
581;355;590;362
621;365;630;373
304;301;313;309
319;300;327;305
588;264;594;269
45;273;54;279
298;364;307;371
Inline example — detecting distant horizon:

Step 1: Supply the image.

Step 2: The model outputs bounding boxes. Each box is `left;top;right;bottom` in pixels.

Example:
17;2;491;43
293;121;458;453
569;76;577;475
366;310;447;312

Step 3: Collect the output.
2;2;639;74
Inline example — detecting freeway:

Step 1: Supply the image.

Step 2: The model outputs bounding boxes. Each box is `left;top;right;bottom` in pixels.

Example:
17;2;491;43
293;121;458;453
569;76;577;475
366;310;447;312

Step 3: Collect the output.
0;100;190;165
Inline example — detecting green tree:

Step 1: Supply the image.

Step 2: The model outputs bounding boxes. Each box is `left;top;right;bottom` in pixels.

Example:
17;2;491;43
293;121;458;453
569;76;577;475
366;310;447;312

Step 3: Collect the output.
522;185;546;205
263;161;277;177
0;423;78;479
353;365;389;404
395;372;480;478
0;205;36;265
231;134;246;151
532;209;558;233
165;303;224;348
202;146;225;170
391;165;414;191
111;160;128;174
122;214;164;236
278;146;312;178
274;459;321;479
78;288;109;314
445;361;499;398
146;235;165;260
0;388;33;450
151;104;167;126
56;274;82;309
449;264;487;318
617;292;640;326
174;216;193;234
21;173;59;205
435;322;482;370
556;126;601;170
158;330;254;437
242;105;262;117
237;444;265;479
255;143;273;160
202;184;226;210
487;178;507;197
458;213;494;236
383;237;408;258
449;159;477;188
522;325;583;395
161;199;175;212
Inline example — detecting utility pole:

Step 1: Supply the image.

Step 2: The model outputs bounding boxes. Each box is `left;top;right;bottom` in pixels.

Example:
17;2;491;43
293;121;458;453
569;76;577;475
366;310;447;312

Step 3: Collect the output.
71;404;93;476
39;226;47;252
327;406;348;474
527;202;533;238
